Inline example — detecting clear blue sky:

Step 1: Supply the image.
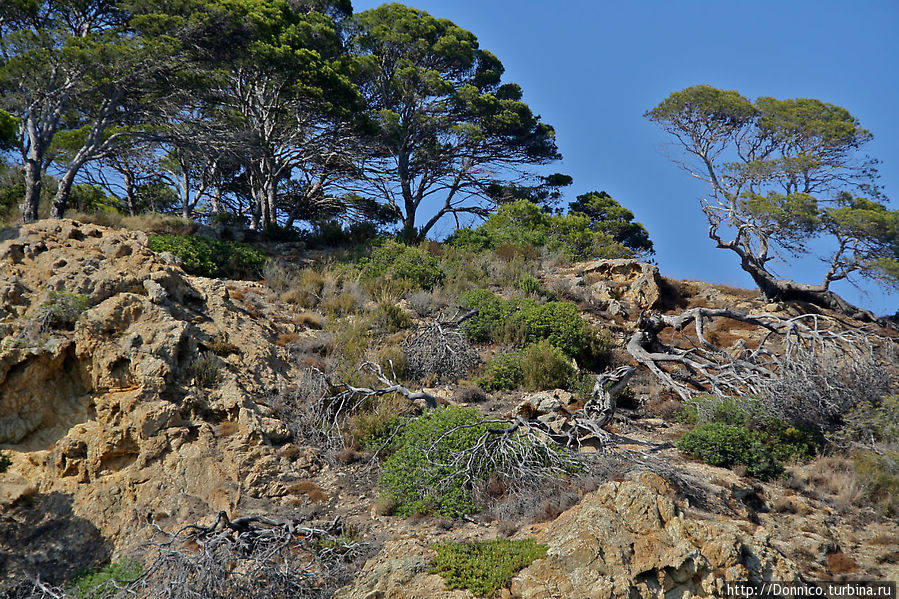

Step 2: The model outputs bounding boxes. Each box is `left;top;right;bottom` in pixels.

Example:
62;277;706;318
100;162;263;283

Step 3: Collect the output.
352;0;899;316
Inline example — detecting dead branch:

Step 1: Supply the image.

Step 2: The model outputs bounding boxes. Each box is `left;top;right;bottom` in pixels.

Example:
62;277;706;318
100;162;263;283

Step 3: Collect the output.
626;307;893;427
402;309;480;383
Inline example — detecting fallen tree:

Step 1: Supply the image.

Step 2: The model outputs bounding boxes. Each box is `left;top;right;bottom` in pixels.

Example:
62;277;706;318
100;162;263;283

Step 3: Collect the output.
626;307;893;429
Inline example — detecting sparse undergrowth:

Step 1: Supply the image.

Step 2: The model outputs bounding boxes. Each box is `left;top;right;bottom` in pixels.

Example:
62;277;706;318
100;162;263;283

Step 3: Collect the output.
66;559;144;599
429;539;547;598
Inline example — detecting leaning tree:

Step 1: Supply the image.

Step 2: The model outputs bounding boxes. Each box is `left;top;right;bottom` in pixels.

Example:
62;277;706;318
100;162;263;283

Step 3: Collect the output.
646;85;898;321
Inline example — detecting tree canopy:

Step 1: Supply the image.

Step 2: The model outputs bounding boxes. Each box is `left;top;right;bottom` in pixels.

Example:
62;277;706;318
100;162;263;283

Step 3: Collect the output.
647;84;897;319
346;3;560;241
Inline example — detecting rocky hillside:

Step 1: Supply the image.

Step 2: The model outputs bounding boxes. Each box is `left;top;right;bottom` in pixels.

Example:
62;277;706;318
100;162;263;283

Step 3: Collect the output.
0;221;896;598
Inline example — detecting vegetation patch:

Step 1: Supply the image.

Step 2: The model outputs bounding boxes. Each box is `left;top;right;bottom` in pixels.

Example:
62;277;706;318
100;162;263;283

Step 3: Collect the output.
148;234;266;279
429;539;547;598
676;422;783;480
66;559;143;599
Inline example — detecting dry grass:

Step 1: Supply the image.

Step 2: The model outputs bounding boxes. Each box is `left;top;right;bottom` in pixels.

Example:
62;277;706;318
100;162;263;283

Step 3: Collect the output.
276;332;301;347
826;552;859;574
295;312;324;329
287;481;329;503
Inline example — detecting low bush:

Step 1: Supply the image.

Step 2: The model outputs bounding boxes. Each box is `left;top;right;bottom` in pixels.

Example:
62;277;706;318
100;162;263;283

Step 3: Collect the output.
66;559;143;599
853;451;899;517
379;406;577;517
39;290;89;329
148;234;266;279
372;301;412;334
477;349;525;391
189;352;220;388
831;395;899;450
0;451;10;473
676;422;784;480
429;539;547;598
520;340;576;391
359;239;445;290
379;407;501;516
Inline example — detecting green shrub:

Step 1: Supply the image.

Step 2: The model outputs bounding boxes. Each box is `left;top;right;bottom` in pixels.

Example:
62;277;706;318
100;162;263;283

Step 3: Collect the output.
148;234;266;279
189;352;220;388
511;301;587;358
372;301;412;333
460;289;606;364
676;422;783;480
359;240;445;290
446;199;634;261
520;340;576;391
320;292;358;316
430;539;547;598
66;559;143;599
39;290;88;329
0;451;10;473
477;349;525;391
832;395;899;449
460;289;517;343
379;407;507;517
853;451;899;517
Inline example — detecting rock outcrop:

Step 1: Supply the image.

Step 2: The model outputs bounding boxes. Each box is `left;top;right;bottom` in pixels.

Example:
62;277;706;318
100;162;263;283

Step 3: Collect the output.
511;472;801;598
553;259;662;319
0;220;314;590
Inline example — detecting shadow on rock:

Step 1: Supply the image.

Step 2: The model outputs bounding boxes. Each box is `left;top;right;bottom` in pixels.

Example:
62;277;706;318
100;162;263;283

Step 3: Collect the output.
0;491;111;595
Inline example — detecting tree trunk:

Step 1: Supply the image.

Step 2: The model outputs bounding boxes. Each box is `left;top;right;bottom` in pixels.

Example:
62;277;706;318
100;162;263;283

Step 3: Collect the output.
49;167;79;219
739;254;877;322
22;158;42;223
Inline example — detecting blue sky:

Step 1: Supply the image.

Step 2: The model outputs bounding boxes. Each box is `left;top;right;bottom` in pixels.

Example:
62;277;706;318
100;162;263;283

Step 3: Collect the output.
352;0;899;316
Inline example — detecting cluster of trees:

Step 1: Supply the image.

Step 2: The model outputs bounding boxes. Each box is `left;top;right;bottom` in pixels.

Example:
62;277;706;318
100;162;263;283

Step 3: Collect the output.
0;0;587;242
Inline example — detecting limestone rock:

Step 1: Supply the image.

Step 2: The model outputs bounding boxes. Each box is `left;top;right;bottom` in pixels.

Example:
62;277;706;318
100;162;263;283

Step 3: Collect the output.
553;259;662;319
510;472;801;599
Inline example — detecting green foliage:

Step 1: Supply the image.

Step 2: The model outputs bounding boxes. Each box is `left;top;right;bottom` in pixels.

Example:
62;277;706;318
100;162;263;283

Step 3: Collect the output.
519;340;576;391
568;191;654;256
833;395;899;449
477;349;525;391
39;290;89;329
0;451;10;473
148;234;266;279
372;301;412;333
477;341;576;392
460;289;608;365
448;200;634;261
676;422;784;481
189;352;220;388
66;559;143;599
359;240;445;290
429;539;548;598
0;109;16;150
853;451;899;517
380;406;504;517
678;395;822;464
459;289;518;343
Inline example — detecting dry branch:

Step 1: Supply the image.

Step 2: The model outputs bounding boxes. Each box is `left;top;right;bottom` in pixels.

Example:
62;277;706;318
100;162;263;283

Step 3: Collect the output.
626;307;893;427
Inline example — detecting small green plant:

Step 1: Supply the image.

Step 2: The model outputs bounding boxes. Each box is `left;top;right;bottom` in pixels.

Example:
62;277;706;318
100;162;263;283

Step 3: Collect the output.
832;395;899;449
39;290;89;329
429;539;547;598
190;352;220;388
380;407;500;516
676;422;784;480
853;451;899;517
0;451;11;473
372;301;412;333
477;349;525;391
148;234;266;279
66;559;143;599
519;340;576;391
516;274;542;295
